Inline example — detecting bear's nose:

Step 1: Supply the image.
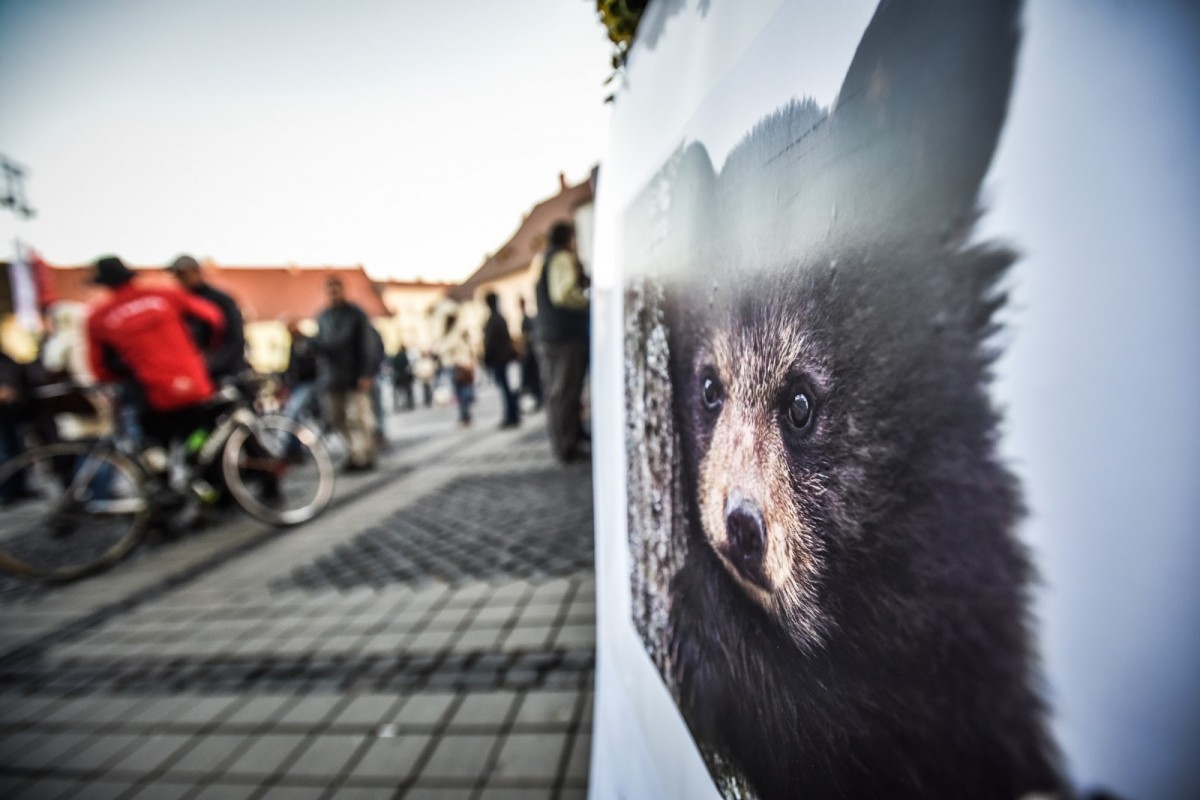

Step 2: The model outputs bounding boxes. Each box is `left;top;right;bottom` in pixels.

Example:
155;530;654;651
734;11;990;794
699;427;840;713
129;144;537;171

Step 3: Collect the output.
724;492;766;575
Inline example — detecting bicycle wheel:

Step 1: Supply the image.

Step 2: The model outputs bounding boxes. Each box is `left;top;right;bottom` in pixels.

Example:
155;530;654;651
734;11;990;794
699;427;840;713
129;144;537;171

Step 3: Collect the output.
0;441;149;581
222;415;334;526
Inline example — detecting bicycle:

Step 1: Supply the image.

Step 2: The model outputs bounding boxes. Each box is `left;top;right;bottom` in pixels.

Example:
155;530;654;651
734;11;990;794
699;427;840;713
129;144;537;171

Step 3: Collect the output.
0;379;335;581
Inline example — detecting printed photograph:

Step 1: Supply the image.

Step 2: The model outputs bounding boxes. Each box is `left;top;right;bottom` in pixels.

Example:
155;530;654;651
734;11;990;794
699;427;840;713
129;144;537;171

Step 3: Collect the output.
622;1;1066;797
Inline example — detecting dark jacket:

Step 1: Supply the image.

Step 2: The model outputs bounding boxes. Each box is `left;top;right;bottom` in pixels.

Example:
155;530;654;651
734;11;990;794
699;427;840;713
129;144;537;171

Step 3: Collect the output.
285;333;319;385
315;301;374;391
534;247;589;343
392;349;412;383
483;311;516;368
188;282;247;380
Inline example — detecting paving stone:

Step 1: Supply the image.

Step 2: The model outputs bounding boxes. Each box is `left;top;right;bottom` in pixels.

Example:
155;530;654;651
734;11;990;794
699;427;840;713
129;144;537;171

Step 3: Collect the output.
172;696;240;726
508;690;578;729
57;733;143;772
417;734;495;781
222;734;307;778
13;731;92;770
254;786;325;800
124;782;194;800
330;694;403;727
451;629;503;651
39;695;109;724
162;734;247;777
283;734;367;778
488;733;566;782
0;694;61;724
552;626;595;650
11;777;77;800
65;778;137;798
393;693;456;727
127;696;205;726
106;733;194;774
220;695;297;727
499;628;554;651
476;788;552;800
401;789;473;800
76;697;155;725
187;784;257;800
275;695;345;727
320;787;394;800
446;691;517;729
564;732;591;780
346;735;428;781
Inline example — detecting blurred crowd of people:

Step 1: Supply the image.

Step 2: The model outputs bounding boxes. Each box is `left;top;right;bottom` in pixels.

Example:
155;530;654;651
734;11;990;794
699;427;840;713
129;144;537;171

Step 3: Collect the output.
2;215;592;501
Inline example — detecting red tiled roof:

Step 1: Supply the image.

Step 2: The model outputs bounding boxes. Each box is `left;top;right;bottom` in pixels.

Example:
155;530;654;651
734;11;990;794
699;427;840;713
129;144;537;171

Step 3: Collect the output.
450;175;594;301
40;263;390;320
375;278;455;290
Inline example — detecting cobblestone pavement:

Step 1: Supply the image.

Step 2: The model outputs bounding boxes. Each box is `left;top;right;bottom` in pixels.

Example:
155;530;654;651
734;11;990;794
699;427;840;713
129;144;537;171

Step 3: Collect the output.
0;387;595;799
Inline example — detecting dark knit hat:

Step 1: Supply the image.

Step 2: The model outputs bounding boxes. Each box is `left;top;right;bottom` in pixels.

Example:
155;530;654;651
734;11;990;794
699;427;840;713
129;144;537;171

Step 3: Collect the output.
92;256;137;287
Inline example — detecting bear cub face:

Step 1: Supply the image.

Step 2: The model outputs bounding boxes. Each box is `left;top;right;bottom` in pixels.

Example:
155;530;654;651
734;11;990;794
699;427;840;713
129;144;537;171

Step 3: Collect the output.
675;278;843;651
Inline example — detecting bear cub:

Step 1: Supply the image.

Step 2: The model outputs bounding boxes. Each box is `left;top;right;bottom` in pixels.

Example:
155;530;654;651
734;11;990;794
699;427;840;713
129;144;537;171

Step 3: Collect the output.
666;243;1064;799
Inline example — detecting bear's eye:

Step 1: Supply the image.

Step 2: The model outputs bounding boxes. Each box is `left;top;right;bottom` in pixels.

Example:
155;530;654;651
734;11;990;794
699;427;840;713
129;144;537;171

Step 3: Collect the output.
700;371;723;411
786;389;813;430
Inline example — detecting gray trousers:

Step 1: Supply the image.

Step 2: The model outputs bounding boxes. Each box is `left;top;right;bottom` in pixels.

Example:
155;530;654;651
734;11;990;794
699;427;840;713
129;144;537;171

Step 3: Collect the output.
327;388;376;467
539;339;588;462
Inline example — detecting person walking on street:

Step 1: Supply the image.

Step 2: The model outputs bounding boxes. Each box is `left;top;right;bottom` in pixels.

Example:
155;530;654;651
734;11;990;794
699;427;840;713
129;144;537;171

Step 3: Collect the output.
314;276;377;471
392;344;415;412
0;347;34;504
483;292;520;429
366;324;387;447
414;351;437;409
167;255;248;383
438;316;475;428
518;296;543;410
534;220;590;462
282;319;320;424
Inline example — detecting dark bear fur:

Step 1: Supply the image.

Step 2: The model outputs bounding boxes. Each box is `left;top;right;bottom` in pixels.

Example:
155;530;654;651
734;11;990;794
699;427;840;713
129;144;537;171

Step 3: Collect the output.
666;241;1065;799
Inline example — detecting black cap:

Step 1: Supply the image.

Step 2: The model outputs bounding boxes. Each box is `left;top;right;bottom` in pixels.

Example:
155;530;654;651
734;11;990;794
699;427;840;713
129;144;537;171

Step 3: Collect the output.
92;256;137;287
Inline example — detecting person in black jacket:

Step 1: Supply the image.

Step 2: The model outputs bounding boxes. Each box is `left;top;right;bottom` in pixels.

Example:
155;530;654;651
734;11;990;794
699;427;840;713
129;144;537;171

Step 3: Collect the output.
482;292;519;429
0;348;33;504
535;221;589;461
168;255;248;382
314;276;377;470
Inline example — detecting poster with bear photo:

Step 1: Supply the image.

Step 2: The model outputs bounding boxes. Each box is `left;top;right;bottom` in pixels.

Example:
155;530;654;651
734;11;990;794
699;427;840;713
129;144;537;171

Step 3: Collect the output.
620;0;1063;797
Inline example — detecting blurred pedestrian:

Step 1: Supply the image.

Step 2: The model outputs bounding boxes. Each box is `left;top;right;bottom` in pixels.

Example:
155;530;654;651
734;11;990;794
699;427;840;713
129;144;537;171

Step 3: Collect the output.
39;301;108;441
534;220;590;462
0;346;34;504
438;316;475;427
415;351;437;408
519;296;543;410
392;344;415;411
366;324;387;446
282;319;320;423
482;292;520;429
85;256;225;448
167;255;248;383
314;276;377;471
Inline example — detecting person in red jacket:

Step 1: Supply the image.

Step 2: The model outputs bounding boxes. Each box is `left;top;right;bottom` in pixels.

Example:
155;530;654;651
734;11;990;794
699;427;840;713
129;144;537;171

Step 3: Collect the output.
85;255;225;444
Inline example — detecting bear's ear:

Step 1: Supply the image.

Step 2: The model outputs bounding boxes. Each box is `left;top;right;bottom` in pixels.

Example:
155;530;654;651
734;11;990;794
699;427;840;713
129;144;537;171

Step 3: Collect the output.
714;0;1021;270
828;0;1020;246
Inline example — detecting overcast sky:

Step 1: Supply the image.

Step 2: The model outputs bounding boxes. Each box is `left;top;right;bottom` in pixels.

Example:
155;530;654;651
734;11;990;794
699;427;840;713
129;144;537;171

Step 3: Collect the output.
0;0;613;282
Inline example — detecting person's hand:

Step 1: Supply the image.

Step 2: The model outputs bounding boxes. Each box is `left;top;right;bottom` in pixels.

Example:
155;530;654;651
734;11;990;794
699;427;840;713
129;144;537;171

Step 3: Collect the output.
357;376;372;393
0;386;15;404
